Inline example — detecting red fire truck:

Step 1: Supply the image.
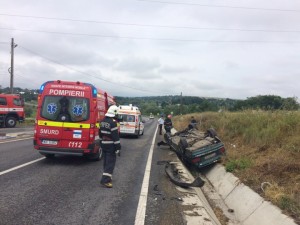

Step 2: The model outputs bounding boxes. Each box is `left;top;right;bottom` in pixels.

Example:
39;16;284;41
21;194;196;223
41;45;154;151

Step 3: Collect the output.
0;94;25;128
33;80;116;160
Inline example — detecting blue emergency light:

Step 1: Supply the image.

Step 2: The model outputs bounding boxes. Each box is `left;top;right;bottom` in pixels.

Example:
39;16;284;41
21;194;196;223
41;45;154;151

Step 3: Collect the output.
92;88;97;97
39;84;45;94
83;82;97;97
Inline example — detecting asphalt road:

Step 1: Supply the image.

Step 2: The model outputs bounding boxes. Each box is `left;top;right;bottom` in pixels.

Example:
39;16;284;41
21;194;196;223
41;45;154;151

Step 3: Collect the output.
0;119;190;225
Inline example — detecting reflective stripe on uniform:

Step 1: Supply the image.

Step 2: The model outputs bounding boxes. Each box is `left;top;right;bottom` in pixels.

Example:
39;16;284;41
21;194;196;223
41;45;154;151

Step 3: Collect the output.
102;141;114;144
114;141;120;144
111;127;118;131
101;130;111;134
103;173;112;177
37;120;90;128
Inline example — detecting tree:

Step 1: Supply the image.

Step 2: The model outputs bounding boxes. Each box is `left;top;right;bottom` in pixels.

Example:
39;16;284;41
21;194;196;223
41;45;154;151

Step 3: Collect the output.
232;95;299;111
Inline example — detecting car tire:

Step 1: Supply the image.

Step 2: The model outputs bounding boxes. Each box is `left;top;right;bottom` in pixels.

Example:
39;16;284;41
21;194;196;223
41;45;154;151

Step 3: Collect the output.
178;138;189;164
207;128;217;138
5;116;17;128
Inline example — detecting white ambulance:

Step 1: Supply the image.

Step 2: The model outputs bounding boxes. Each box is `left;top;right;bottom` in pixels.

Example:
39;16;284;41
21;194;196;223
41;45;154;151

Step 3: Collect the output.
118;104;144;138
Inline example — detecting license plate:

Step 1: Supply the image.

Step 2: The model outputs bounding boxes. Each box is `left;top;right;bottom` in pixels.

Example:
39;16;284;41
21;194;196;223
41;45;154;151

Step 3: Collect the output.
204;152;216;160
42;140;58;145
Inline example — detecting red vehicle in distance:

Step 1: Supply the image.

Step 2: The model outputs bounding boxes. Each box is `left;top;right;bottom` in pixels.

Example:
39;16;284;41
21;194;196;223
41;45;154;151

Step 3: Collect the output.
0;94;25;128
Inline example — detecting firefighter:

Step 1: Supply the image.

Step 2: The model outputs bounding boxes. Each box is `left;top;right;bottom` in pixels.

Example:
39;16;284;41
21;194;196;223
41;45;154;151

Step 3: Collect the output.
58;97;71;122
190;116;197;129
164;114;173;133
99;105;121;188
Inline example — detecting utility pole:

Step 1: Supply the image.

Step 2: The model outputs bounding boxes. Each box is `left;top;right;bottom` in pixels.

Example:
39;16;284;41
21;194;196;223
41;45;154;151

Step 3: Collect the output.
180;92;183;115
10;38;17;94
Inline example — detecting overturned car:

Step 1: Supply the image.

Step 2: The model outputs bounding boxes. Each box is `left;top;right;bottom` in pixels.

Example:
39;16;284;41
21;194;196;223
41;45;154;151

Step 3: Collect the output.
164;128;226;169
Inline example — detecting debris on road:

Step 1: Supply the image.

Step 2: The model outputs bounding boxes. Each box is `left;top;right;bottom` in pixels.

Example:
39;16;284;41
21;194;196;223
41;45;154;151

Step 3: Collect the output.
165;162;205;188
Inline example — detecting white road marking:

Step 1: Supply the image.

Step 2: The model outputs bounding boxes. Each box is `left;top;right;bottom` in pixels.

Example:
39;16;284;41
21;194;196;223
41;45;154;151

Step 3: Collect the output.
0;157;45;176
134;126;158;225
0;137;33;144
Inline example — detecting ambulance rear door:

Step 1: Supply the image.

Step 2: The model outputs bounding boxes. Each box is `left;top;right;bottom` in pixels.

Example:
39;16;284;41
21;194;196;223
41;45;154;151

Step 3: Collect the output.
119;114;137;135
36;95;91;150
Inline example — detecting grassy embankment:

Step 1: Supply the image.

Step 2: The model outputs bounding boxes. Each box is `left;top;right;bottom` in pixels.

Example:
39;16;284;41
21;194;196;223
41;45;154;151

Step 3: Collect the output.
173;110;300;223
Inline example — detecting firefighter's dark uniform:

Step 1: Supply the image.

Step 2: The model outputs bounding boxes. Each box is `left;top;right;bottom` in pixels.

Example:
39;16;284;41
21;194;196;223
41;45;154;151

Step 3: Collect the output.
99;116;121;187
164;118;173;133
163;117;173;145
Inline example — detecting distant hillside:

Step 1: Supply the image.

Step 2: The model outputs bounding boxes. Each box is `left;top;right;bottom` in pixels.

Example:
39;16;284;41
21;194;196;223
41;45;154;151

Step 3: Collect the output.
115;95;238;116
1;87;298;116
116;95;299;116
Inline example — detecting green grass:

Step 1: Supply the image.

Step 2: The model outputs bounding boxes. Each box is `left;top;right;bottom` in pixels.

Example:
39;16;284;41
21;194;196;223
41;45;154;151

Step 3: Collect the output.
173;110;300;222
225;158;253;172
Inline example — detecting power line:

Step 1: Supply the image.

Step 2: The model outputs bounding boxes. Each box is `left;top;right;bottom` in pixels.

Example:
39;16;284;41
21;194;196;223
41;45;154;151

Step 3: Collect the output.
14;73;42;86
18;45;175;95
0;13;300;33
137;0;300;13
2;27;300;43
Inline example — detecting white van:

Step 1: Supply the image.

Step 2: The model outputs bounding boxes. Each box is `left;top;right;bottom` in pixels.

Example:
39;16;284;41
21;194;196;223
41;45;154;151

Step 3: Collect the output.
118;104;144;138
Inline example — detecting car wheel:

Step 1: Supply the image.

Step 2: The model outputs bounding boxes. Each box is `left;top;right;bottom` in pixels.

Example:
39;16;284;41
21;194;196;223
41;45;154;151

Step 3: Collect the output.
5;116;17;128
179;138;188;149
207;128;217;138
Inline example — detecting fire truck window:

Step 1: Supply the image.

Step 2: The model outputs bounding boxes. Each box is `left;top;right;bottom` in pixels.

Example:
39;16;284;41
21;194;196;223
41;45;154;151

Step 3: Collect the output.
0;97;7;105
13;98;22;106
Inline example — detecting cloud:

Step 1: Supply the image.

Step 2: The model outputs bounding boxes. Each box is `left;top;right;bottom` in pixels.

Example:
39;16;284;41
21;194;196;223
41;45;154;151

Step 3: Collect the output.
0;0;299;100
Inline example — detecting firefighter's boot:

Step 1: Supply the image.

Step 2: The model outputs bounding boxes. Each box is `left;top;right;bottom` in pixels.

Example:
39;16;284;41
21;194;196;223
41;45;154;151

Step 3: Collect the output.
101;181;113;188
100;175;112;188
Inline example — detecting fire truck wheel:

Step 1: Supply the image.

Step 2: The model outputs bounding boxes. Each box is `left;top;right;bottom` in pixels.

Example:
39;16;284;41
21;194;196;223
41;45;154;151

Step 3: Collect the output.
97;147;103;160
88;148;102;161
5;116;17;128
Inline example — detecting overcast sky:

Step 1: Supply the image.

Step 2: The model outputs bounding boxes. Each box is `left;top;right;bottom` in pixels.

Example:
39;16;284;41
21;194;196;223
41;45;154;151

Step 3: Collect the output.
1;0;300;99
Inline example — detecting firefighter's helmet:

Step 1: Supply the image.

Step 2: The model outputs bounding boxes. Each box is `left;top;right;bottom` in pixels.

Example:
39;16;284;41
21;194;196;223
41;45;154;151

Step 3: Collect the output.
105;105;119;117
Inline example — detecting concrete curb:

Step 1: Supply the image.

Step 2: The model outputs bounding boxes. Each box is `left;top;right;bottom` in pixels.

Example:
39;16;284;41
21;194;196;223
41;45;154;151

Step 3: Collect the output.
203;164;297;225
176;159;221;225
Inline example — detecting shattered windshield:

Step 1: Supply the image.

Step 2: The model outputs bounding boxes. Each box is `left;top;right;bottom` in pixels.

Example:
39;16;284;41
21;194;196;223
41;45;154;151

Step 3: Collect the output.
41;96;89;122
